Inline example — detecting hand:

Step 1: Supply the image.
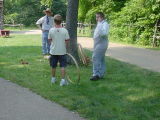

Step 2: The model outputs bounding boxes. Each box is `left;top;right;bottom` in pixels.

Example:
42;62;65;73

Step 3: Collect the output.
41;29;44;32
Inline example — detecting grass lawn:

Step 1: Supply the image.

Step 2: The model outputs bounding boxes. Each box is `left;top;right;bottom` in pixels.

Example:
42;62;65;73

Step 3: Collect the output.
0;35;160;120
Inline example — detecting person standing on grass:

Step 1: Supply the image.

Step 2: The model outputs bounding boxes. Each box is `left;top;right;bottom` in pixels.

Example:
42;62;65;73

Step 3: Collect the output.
48;14;70;86
90;12;109;81
36;8;54;55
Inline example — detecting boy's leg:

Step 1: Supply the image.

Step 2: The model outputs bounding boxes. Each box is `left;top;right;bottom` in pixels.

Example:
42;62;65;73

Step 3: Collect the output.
51;68;56;77
60;67;65;79
50;55;58;82
60;67;68;86
51;68;56;83
59;55;67;78
59;55;68;86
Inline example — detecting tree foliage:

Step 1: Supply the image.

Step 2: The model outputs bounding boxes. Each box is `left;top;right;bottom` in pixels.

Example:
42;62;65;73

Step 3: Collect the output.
79;0;160;46
4;0;43;26
111;0;160;45
78;0;127;23
4;0;66;26
4;0;160;46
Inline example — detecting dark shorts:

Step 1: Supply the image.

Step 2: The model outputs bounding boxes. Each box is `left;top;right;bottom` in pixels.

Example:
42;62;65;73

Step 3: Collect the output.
49;55;67;68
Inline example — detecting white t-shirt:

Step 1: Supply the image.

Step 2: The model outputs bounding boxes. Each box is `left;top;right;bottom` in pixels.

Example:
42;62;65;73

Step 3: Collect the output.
48;27;70;55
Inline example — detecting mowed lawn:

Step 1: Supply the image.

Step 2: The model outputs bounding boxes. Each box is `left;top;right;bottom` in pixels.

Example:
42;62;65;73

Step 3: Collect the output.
0;35;160;120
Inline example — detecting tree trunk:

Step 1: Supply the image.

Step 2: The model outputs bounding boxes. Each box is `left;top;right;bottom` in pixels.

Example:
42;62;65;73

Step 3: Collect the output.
0;0;3;30
66;0;79;63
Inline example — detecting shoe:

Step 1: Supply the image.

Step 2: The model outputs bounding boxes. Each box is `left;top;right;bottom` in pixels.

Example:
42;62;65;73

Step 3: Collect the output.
51;77;56;84
90;75;100;81
99;76;104;79
60;79;68;86
44;55;50;59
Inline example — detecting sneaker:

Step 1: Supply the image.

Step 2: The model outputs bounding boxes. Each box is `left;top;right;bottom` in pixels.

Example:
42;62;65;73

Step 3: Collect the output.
90;75;100;81
60;79;68;86
51;77;56;84
44;55;51;59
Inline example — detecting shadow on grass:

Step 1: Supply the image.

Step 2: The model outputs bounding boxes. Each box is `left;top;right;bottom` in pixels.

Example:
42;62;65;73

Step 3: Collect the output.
0;46;160;120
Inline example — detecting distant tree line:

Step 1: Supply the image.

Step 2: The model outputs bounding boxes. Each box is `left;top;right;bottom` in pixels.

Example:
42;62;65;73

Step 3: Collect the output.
79;0;160;46
4;0;160;46
4;0;66;26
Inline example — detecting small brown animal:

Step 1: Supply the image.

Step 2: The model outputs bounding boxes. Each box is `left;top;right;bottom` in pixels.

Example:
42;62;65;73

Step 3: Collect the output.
20;59;29;64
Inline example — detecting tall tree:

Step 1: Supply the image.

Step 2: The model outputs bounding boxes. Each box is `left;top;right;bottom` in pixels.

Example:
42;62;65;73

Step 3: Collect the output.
66;0;79;61
0;0;3;29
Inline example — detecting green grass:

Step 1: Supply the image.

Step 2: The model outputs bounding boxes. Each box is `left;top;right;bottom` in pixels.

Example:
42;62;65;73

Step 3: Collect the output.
0;35;160;120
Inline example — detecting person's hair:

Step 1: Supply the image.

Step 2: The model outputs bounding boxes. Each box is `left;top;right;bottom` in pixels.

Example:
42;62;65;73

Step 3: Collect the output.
54;14;62;25
96;12;105;19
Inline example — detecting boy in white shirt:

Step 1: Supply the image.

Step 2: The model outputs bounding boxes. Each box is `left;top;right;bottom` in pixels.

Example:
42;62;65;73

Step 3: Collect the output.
48;14;70;86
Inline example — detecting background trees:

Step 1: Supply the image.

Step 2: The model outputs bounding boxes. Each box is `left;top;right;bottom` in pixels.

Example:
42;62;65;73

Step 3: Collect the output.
111;0;160;46
4;0;42;26
78;0;160;46
4;0;66;26
3;0;160;46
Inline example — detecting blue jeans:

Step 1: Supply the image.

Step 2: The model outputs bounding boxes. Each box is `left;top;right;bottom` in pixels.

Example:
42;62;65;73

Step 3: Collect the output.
92;49;107;78
42;31;50;55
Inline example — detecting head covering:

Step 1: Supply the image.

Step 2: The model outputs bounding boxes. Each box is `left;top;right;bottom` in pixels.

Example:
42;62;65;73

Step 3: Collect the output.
43;8;52;15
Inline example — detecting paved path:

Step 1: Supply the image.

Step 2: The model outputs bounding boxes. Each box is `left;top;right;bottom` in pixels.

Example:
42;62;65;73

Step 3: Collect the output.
0;78;84;120
78;37;160;72
11;30;41;35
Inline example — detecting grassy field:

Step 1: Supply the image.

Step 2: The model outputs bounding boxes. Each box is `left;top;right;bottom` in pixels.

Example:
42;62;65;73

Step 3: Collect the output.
0;35;160;120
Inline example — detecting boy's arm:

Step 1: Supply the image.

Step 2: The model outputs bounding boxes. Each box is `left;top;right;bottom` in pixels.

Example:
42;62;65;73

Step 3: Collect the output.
48;30;52;44
65;39;70;48
65;29;70;48
48;38;52;44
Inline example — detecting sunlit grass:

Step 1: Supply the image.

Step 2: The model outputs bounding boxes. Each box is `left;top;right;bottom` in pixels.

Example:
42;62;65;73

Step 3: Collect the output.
0;35;160;120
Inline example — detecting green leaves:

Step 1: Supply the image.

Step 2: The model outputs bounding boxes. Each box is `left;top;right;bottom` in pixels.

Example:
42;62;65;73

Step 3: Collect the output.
78;0;127;22
78;0;160;46
41;0;53;7
4;0;67;26
111;0;160;46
